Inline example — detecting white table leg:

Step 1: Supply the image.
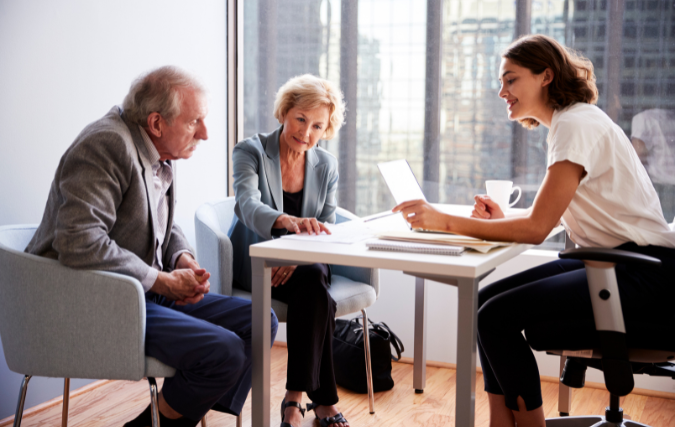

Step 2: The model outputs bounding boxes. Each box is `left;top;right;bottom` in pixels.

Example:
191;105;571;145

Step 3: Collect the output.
413;277;427;393
456;277;479;427
251;257;272;427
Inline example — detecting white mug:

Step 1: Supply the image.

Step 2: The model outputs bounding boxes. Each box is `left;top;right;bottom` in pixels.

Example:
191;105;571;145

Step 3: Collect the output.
485;180;522;212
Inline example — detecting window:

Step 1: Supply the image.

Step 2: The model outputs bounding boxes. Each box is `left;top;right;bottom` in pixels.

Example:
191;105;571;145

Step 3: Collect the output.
575;25;588;38
643;82;656;96
624;20;637;38
240;0;675;249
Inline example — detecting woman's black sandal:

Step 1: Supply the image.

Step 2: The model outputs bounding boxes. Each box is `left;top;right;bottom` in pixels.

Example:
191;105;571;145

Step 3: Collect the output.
280;399;305;427
306;403;349;427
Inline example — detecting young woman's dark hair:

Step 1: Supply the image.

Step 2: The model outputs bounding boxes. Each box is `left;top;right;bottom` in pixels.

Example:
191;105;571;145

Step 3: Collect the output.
502;34;599;129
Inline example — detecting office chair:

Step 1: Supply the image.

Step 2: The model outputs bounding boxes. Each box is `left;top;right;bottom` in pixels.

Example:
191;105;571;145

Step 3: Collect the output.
524;242;673;426
195;197;380;414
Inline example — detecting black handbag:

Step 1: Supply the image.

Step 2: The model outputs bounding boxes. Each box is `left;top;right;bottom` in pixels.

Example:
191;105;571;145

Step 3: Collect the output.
332;316;404;393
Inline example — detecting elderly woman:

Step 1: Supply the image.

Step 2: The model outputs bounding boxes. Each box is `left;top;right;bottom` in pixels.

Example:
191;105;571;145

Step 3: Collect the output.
229;74;349;427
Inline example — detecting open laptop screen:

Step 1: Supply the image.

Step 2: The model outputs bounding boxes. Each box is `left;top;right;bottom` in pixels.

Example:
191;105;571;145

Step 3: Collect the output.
377;159;426;205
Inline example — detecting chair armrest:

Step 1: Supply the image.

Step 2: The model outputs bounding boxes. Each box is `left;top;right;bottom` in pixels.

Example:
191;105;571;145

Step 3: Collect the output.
195;207;234;296
559;247;661;266
332;207;379;295
0;248;147;381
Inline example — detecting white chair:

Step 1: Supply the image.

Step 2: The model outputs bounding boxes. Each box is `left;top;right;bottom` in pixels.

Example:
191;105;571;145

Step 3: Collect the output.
0;224;238;427
195;197;380;414
0;225;175;427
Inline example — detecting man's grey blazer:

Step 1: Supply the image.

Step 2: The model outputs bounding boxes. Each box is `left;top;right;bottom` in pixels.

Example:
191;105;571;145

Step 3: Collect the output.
26;106;193;285
229;126;339;291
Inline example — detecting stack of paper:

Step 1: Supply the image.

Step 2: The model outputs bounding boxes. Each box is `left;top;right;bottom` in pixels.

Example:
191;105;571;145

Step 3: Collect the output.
375;230;511;254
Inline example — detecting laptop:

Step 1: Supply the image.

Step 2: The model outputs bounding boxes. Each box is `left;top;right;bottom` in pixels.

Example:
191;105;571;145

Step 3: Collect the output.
377;159;455;235
377;159;426;205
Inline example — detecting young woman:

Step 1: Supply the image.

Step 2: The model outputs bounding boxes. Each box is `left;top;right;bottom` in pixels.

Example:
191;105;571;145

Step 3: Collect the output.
393;34;675;427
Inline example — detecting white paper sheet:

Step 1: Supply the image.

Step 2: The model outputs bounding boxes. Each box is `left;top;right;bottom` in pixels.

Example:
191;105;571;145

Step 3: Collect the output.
280;220;374;244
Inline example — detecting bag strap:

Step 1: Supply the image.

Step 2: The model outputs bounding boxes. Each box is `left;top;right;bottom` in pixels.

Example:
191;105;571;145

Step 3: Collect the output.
349;317;364;338
350;315;405;361
366;320;404;362
376;321;404;361
337;319;355;337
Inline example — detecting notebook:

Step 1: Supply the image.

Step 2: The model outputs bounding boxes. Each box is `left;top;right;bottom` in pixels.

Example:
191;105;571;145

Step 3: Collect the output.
366;239;465;255
376;230;511;254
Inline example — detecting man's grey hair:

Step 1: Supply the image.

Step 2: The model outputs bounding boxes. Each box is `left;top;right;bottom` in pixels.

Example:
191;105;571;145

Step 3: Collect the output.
122;66;205;126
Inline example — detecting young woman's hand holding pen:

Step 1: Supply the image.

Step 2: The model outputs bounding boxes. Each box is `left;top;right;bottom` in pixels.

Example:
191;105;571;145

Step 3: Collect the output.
392;199;451;232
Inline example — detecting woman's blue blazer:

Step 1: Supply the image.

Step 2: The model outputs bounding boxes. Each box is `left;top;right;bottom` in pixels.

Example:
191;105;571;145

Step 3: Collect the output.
228;126;339;291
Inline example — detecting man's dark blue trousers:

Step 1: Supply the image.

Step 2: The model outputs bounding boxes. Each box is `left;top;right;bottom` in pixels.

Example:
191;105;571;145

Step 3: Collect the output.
144;292;278;421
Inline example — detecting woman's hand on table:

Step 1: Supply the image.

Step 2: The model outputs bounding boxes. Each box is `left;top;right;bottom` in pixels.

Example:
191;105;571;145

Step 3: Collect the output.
471;195;505;220
392;199;451;232
271;265;297;287
274;214;332;235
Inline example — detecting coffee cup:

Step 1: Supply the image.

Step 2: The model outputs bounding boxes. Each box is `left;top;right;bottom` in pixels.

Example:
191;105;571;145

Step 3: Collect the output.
485;180;522;212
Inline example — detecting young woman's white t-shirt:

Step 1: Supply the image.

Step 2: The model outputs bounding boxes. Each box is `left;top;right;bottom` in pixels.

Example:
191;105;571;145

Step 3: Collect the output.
547;102;675;248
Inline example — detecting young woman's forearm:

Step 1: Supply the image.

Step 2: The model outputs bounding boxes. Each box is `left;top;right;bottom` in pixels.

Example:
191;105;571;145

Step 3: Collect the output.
445;213;553;245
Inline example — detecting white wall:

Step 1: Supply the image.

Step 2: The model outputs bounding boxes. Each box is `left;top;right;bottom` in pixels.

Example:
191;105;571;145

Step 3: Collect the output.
0;0;227;419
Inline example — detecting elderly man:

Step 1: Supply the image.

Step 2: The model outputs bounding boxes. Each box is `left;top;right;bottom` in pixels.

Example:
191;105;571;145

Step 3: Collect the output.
26;66;278;427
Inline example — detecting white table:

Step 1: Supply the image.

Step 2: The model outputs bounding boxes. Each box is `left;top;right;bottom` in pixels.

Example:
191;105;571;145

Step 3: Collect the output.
249;205;557;427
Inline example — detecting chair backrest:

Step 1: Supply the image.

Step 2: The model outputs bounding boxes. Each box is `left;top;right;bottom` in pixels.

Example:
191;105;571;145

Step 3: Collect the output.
0;224;37;252
335;207;359;224
194;198;238;295
0;224;148;380
197;198;238;234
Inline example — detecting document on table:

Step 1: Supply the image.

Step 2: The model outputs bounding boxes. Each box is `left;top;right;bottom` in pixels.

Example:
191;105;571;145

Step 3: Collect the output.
376;230;512;254
280;220;375;244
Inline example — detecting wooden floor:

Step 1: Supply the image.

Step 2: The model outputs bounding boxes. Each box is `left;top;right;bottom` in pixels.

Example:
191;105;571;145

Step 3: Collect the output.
5;346;675;427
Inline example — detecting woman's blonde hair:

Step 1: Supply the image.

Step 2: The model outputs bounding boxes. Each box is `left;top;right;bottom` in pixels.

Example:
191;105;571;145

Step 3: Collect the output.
502;34;599;129
273;74;346;140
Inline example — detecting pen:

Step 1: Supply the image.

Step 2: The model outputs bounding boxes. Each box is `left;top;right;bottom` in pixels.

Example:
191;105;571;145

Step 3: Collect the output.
363;211;398;223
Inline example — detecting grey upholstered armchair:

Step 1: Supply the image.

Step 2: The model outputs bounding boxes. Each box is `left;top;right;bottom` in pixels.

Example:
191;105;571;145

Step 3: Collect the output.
194;197;381;414
0;224;174;427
